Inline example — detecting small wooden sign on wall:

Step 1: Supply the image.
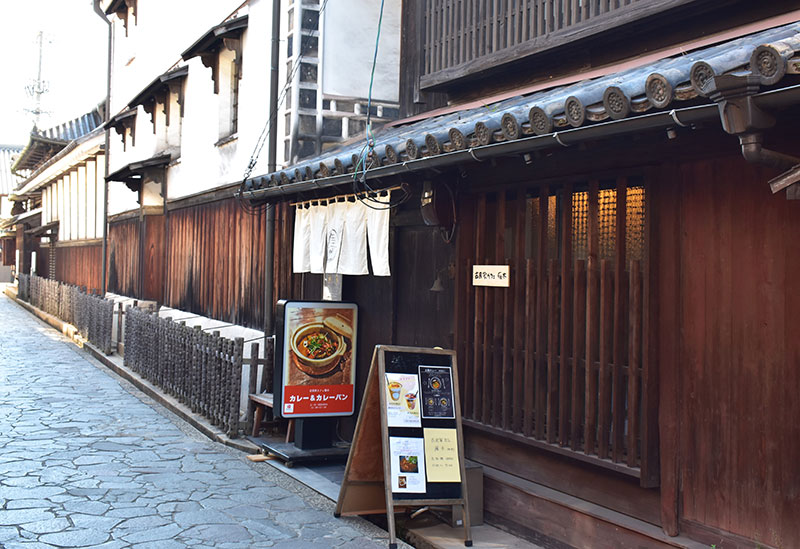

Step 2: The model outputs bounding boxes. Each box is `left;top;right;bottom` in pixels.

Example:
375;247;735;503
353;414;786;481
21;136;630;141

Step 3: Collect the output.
472;265;510;287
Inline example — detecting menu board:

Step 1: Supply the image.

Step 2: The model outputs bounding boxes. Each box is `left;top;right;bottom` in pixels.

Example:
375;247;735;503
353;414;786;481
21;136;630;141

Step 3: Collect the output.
389;437;426;493
335;345;472;548
419;365;455;419
384;373;421;427
381;350;463;501
423;428;461;482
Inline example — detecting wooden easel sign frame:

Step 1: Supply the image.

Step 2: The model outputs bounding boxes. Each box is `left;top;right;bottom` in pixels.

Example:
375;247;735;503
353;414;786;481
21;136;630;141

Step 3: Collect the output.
335;345;472;548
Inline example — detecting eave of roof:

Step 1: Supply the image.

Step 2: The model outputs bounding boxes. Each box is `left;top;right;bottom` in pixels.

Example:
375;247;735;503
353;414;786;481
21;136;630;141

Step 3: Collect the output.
11;128;105;198
0;207;42;230
106;153;172;191
182;15;248;61
105;107;137;129
26;220;58;236
13;109;102;174
129;66;188;108
104;0;125;15
243;20;800;200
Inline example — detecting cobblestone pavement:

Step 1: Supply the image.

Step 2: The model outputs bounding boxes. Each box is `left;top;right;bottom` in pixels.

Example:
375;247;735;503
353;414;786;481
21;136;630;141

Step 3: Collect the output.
0;293;395;549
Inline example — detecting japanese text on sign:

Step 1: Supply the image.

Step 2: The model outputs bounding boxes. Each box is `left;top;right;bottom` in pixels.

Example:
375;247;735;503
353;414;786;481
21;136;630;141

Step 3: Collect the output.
472;265;510;287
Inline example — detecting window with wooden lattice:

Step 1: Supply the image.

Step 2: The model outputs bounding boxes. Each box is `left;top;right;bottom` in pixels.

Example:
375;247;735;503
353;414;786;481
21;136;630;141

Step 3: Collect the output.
455;175;658;486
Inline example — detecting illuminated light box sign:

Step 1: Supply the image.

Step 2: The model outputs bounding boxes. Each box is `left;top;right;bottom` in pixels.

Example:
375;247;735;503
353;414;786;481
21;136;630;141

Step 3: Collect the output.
275;300;358;418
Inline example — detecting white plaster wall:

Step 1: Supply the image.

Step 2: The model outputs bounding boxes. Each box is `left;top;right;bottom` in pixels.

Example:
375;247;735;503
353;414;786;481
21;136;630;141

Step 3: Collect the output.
168;0;274;199
107;0;275;202
109;1;240;116
321;0;401;103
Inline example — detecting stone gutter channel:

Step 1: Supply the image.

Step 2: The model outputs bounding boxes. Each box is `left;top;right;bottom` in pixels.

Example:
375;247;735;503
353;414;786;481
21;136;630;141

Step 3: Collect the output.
3;285;541;549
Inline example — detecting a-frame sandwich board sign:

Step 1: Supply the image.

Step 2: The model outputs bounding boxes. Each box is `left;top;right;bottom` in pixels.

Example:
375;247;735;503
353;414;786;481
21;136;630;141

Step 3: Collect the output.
335;345;472;548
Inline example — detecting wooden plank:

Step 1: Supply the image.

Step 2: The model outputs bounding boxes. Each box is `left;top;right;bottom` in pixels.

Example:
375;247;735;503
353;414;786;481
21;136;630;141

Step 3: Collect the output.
535;186;548;439
627;260;641;468
584;180;599;455
474;195;487;421
494;193;507;427
597;259;613;459
612;180;627;462
512;191;527;432
482;234;495;424
440;0;447;71
523;259;536;437
459;0;466;64
652;165;677;529
559;185;573;446
570;259;586;451
546;259;558;443
465;426;659;524
492;0;499;53
456;196;476;419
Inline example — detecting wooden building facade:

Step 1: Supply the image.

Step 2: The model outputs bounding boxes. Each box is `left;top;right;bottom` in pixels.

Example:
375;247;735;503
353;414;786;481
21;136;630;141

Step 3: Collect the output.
240;2;800;547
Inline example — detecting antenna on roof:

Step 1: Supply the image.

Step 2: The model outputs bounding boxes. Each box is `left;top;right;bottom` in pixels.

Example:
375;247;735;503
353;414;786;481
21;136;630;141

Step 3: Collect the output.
24;31;51;129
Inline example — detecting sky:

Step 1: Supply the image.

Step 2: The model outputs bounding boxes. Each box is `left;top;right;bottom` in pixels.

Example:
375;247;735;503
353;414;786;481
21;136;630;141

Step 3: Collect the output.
0;0;107;145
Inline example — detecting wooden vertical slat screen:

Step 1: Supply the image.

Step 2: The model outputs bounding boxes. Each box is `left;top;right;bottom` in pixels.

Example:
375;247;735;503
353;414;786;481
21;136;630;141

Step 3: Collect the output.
458;178;654;482
423;0;645;77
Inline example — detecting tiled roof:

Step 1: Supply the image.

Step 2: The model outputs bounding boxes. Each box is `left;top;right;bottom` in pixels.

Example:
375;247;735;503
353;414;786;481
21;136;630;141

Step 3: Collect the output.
36;110;102;142
247;21;800;192
13;108;103;175
0;145;23;196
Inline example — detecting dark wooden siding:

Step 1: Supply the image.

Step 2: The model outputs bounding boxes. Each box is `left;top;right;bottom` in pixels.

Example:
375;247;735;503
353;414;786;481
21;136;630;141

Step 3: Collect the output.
107;217;141;298
54;243;103;291
165;198;289;330
671;156;800;547
142;215;164;302
1;237;15;266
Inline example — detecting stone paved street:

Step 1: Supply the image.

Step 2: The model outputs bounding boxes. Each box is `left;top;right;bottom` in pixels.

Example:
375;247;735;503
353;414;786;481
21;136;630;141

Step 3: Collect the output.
0;292;394;549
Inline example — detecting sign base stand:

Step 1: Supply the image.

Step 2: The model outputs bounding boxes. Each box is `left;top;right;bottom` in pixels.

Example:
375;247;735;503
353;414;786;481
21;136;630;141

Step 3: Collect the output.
248;433;349;468
295;418;334;449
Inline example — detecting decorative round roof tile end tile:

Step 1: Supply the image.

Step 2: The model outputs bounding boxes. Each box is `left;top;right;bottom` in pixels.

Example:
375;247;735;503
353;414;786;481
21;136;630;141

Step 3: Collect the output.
501;113;520;140
602;86;631;120
528;106;553;135
425;133;441;156
294;168;304;182
565;96;585;128
750;45;787;86
448;128;466;150
334;158;345;175
305;166;314;180
645;73;673;109
474;121;492;146
385;144;398;163
280;171;290;185
318;162;330;178
405;139;419;160
690;61;716;97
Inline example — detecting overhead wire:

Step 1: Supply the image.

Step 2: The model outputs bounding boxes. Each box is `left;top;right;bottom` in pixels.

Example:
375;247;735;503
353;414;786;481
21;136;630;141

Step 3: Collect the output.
350;0;411;211
236;0;331;215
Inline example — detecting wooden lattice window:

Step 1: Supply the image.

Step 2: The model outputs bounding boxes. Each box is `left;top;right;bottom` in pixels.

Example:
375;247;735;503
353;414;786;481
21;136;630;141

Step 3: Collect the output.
455;176;658;485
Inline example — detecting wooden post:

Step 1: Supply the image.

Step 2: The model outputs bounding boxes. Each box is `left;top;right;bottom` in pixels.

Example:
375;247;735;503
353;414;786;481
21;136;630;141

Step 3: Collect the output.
229;336;244;438
246;341;260;436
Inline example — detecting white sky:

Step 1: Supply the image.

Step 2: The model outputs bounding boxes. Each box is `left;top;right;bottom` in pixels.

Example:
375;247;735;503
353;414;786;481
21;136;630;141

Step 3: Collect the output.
0;0;107;145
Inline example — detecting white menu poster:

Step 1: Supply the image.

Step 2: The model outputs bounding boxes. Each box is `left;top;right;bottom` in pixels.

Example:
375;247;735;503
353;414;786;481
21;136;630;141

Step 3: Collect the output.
384;373;421;427
389;437;427;493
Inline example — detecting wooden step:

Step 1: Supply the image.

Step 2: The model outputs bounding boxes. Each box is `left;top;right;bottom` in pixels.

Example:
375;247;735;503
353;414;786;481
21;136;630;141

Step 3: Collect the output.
481;465;707;549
